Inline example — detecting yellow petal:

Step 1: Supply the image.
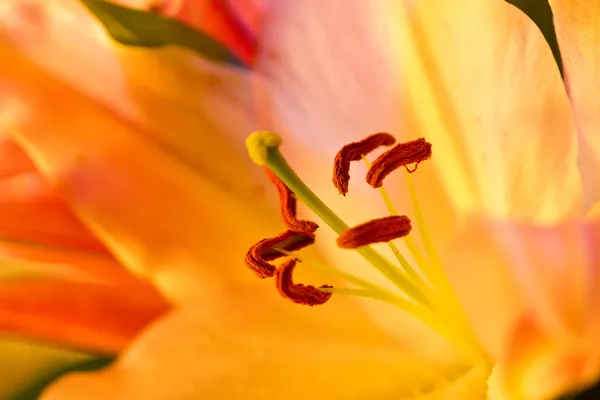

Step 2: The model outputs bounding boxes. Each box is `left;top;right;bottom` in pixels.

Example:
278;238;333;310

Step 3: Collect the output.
41;290;472;400
387;0;580;222
0;43;284;304
548;0;600;211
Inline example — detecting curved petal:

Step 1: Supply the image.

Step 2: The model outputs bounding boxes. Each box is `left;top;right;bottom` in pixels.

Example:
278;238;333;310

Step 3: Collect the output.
255;0;581;224
0;0;264;204
0;41;282;304
0;277;169;354
40;291;476;400
548;0;600;211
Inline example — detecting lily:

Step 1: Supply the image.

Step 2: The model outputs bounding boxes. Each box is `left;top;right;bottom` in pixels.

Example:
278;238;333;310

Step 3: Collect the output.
1;0;600;399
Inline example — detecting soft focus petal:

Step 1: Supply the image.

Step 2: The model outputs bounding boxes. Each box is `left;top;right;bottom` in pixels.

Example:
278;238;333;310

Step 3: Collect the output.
0;129;151;285
548;0;600;211
449;217;600;397
501;313;600;400
441;216;525;361
255;0;580;224
487;219;596;338
0;42;281;304
0;0;265;204
0;277;169;354
41;290;477;400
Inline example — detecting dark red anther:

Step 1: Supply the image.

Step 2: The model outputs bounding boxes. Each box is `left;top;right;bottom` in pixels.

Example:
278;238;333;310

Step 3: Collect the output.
265;168;318;234
245;231;315;278
336;215;412;249
275;258;333;306
366;138;432;188
333;133;396;195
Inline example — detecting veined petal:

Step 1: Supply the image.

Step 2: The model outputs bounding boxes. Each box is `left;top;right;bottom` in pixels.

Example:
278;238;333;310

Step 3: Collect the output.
40;291;472;400
0;277;169;355
547;0;600;211
0;42;281;304
388;0;581;222
0;0;264;204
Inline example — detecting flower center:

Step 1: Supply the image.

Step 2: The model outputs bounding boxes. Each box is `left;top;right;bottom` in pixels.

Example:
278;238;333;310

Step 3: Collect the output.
245;130;488;362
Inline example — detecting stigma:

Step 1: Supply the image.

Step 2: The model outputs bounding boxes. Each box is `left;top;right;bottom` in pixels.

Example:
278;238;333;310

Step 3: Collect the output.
244;131;485;359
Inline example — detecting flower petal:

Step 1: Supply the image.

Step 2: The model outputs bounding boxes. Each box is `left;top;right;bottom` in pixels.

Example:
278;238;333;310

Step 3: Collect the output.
40;291;469;400
0;0;263;204
0;277;169;354
501;313;600;400
486;218;596;338
255;0;581;222
441;216;525;361
548;0;600;211
391;0;580;222
0;41;282;303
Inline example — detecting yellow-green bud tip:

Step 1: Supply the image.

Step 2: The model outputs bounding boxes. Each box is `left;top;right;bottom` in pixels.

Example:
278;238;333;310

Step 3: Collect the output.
246;131;283;165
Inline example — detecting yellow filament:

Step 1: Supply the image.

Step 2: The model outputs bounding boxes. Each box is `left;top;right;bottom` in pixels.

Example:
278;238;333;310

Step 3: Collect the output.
274;248;395;296
404;171;480;342
322;287;481;359
362;157;431;292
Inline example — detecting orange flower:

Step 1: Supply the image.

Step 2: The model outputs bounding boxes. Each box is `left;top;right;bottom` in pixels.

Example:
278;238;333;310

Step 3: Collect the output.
3;1;600;399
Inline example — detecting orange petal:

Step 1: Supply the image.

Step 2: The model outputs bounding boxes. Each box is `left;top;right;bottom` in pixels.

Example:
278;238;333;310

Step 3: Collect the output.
1;1;263;205
548;0;600;211
0;277;169;355
0;40;281;304
40;291;468;399
501;313;600;399
0;173;108;254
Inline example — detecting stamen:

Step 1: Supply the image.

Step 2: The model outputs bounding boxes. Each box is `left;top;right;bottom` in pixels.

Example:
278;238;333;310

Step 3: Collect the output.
245;231;315;278
274;258;332;306
366;138;432;188
264;167;318;234
337;215;412;249
333;132;396;195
